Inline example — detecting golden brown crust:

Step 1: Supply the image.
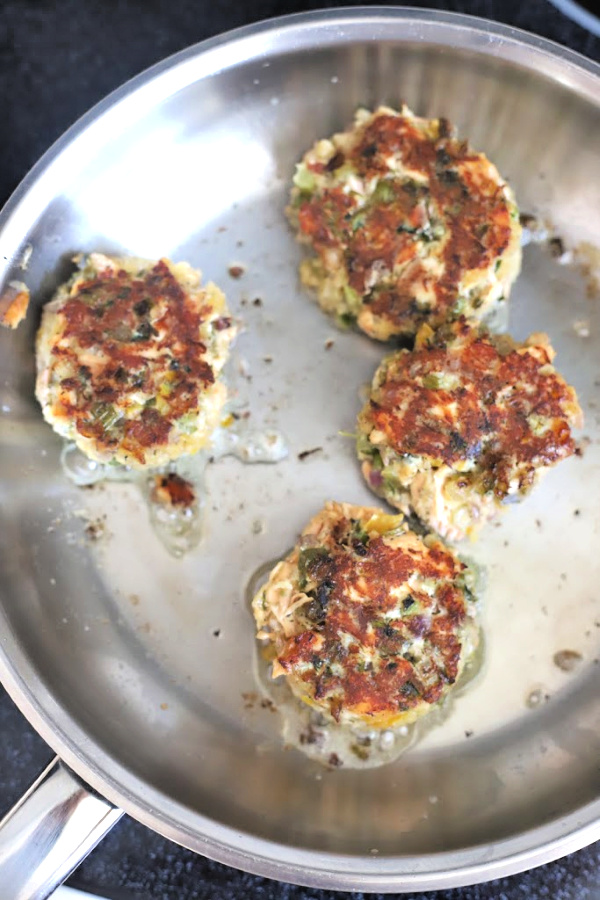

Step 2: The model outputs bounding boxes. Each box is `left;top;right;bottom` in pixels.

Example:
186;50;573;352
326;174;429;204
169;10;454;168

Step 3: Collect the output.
357;319;583;538
35;254;236;468
289;107;521;340
253;502;478;730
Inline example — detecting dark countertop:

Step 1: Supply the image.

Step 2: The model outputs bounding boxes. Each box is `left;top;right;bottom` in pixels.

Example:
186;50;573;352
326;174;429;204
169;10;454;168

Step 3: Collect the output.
1;1;599;898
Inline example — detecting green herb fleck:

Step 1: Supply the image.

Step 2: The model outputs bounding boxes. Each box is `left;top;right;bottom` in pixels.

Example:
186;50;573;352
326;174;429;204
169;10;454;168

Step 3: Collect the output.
351;211;366;232
338;312;357;329
396;223;418;235
356;433;383;469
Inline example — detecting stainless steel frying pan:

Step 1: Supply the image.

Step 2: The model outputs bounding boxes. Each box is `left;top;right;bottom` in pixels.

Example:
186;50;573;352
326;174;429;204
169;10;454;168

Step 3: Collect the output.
1;8;599;898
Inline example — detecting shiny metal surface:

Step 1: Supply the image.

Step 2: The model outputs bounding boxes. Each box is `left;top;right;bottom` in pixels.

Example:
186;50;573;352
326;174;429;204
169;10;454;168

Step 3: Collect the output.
0;759;122;899
0;8;600;892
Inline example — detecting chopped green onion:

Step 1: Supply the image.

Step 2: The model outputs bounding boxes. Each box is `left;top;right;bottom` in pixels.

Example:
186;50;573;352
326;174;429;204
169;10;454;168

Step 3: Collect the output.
350;518;369;545
382;471;403;493
293;163;316;192
452;296;467;316
177;412;198;435
372;179;396;204
342;284;362;314
90;402;121;432
422;372;445;389
356;433;380;461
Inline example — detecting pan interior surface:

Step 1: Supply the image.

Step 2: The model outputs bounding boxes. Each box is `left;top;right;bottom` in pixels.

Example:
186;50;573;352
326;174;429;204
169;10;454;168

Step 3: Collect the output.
0;10;599;889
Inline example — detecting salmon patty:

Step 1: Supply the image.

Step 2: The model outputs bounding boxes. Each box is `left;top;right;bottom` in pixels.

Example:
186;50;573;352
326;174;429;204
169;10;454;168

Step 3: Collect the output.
252;502;479;730
288;106;522;341
357;318;583;540
36;253;236;468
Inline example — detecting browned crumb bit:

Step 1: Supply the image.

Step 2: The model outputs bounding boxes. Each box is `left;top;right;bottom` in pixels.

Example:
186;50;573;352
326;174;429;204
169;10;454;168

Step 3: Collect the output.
0;281;30;329
553;650;582;672
519;212;538;228
298;447;323;461
151;473;196;508
252;297;263;307
84;518;106;541
299;724;323;745
324;338;335;350
260;698;276;712
328;752;342;767
228;264;245;279
160;702;169;710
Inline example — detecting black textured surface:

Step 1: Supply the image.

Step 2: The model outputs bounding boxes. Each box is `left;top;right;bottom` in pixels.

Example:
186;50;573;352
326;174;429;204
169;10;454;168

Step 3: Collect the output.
1;1;599;898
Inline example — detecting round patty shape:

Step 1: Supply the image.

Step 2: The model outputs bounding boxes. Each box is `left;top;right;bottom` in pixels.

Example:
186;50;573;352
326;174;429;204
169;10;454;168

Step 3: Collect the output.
36;253;236;468
288;106;522;341
252;502;478;730
357;318;583;540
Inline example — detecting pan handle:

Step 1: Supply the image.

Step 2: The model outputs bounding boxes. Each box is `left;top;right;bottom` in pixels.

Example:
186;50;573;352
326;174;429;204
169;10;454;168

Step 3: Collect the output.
0;757;123;900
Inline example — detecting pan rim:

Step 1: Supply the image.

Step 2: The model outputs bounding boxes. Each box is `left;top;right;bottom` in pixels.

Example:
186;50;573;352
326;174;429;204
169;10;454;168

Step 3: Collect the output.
1;6;599;890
